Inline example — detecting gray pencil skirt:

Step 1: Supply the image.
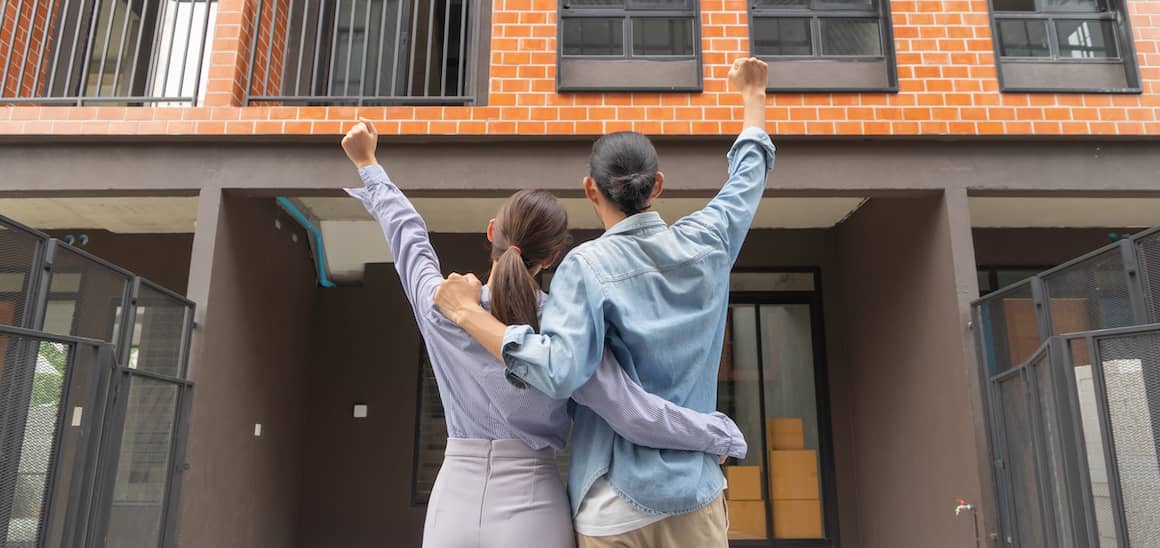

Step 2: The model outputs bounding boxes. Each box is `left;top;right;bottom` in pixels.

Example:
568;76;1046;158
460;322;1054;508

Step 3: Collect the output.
422;438;576;548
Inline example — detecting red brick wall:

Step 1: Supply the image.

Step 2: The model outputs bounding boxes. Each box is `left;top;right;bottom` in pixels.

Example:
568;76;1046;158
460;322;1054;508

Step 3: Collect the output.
0;0;60;98
2;0;1159;136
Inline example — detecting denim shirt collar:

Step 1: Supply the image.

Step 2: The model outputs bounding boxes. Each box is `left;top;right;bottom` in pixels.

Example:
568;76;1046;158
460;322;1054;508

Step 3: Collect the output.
601;211;667;238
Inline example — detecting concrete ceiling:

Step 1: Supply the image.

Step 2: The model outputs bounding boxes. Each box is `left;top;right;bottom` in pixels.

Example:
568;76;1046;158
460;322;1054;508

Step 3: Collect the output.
969;197;1160;228
0;197;198;233
302;196;867;281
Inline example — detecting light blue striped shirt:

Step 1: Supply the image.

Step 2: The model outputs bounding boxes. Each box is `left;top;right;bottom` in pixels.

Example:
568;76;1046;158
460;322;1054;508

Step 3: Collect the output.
346;165;747;458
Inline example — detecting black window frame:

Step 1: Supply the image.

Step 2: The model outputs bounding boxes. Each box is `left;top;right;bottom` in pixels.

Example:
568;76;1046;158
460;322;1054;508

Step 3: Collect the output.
987;0;1141;93
747;0;897;92
556;0;704;92
722;267;841;547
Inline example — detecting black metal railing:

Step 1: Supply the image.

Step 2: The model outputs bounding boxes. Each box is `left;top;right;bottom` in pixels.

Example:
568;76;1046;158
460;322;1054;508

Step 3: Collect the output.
0;214;195;548
245;0;476;105
0;0;214;106
974;226;1160;548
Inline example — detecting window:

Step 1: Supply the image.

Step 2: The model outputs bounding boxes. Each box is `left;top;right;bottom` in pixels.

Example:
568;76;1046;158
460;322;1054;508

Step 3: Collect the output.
249;0;480;105
748;0;896;91
557;0;701;91
977;266;1051;296
1;0;217;105
718;271;838;543
989;0;1140;92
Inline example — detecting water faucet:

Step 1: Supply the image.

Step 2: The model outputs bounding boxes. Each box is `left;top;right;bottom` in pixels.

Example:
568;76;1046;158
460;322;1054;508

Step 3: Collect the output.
955;498;975;516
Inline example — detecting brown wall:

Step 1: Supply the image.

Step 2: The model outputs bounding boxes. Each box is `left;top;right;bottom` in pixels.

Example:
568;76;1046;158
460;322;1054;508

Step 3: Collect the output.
835;196;982;548
174;196;317;548
973;227;1145;268
291;229;864;547
44;230;193;295
293;234;490;548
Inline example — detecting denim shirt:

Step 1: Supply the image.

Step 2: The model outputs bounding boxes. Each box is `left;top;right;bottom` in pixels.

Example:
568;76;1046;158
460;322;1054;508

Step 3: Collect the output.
345;165;748;463
500;127;776;515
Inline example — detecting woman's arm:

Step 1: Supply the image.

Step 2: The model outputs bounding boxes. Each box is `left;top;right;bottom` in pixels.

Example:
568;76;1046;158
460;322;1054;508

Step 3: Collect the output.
342;120;443;312
571;348;747;459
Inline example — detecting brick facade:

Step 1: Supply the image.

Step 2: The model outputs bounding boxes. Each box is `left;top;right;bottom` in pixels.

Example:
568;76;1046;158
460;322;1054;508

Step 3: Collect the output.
1;0;1159;136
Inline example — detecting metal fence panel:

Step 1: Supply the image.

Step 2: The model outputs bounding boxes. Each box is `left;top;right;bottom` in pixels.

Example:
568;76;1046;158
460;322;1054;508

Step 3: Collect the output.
42;246;132;347
0;328;109;548
0;224;47;331
977;282;1037;375
101;373;181;548
997;370;1046;547
1065;337;1119;547
129;282;192;379
1137;230;1160;323
1030;351;1076;548
1096;331;1160;548
1042;248;1134;335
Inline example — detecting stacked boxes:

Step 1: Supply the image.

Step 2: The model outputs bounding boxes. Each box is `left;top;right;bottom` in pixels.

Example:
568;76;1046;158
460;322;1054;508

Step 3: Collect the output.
725;466;766;539
767;418;824;539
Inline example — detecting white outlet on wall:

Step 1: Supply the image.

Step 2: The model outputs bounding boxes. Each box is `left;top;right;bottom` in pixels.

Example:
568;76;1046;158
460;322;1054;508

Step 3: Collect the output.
254;423;262;437
353;404;368;418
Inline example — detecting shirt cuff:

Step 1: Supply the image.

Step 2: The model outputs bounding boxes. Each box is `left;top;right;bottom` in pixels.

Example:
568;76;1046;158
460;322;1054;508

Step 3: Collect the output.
501;324;534;378
357;163;388;184
726;127;776;171
711;411;748;459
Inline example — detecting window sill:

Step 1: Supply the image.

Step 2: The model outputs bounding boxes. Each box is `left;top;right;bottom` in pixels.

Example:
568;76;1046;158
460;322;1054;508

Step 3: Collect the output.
759;58;895;92
998;60;1140;93
557;58;702;92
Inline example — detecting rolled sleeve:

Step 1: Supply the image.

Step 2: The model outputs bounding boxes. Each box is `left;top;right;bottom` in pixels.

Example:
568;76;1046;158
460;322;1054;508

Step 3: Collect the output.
501;324;534;377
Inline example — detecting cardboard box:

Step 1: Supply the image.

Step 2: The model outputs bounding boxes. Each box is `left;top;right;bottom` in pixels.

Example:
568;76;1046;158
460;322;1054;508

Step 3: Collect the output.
766;418;805;450
726;500;767;540
768;450;820;500
725;466;763;501
771;499;823;539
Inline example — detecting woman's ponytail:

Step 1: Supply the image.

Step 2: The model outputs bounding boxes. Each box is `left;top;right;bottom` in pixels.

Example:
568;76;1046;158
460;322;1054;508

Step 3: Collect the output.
488;190;569;332
489;246;542;332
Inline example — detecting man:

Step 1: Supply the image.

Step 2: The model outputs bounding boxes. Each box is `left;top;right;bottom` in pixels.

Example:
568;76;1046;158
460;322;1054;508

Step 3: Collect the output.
434;57;774;547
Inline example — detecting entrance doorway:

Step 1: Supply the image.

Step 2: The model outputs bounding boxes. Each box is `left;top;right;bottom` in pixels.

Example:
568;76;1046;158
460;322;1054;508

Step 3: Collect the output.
718;270;838;546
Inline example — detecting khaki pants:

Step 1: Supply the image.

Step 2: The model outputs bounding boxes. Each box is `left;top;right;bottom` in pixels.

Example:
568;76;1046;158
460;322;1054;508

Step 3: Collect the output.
577;495;728;548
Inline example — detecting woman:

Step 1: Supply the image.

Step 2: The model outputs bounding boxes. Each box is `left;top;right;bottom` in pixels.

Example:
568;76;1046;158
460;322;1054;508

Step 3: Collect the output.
340;119;745;548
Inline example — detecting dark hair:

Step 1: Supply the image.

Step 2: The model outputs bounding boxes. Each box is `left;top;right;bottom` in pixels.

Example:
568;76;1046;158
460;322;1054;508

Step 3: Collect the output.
589;131;659;216
489;190;569;332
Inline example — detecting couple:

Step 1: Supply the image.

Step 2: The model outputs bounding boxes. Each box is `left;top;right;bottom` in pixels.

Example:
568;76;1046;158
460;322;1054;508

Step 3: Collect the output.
343;57;775;548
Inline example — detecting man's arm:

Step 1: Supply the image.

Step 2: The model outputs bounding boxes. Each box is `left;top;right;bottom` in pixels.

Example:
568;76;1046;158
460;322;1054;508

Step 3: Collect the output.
438;253;606;399
572;348;748;458
676;58;776;261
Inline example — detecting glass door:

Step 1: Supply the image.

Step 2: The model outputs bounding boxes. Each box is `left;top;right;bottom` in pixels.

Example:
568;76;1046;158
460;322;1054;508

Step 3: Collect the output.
718;271;837;545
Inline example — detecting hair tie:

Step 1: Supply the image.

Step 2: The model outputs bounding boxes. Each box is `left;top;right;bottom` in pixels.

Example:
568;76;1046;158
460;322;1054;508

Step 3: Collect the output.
509;245;522;256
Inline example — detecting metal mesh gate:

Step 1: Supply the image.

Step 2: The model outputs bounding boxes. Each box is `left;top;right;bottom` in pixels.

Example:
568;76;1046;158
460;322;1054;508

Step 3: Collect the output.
975;226;1160;548
0;215;194;548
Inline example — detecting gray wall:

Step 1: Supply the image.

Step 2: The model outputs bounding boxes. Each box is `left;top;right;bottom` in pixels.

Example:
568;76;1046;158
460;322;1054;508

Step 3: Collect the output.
174;196;317;548
835;196;983;548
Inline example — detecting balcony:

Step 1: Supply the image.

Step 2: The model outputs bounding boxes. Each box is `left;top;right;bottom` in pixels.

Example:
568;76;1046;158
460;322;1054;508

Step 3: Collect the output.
244;0;479;106
0;0;215;106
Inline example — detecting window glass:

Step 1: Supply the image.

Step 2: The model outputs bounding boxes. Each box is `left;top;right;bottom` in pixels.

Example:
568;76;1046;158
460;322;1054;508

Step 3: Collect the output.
719;299;828;541
997;20;1052;57
992;0;1036;12
565;0;626;6
562;18;626;56
1056;20;1117;58
812;0;875;10
632;18;696;56
819;19;882;56
752;18;813;56
978;270;995;295
1041;0;1103;11
752;0;811;8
